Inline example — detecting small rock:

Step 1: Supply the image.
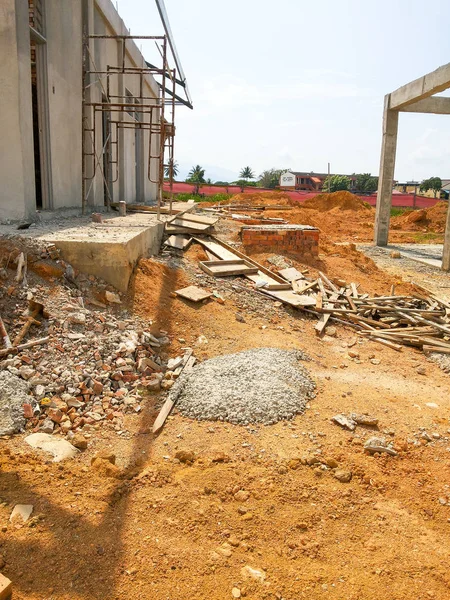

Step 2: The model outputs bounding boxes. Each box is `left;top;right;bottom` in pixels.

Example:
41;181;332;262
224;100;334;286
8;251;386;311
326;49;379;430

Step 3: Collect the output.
105;291;121;304
364;436;398;456
175;450;195;464
324;457;339;469
351;413;379;427
39;418;55;434
390;250;401;258
333;469;352;483
232;588;241;598
332;414;356;431
71;433;88;450
91;458;122;478
92;451;116;465
25;433;78;462
235;313;245;323
234;490;250;502
241;565;266;583
416;366;426;375
370;358;381;365
326;326;337;337
10;504;33;524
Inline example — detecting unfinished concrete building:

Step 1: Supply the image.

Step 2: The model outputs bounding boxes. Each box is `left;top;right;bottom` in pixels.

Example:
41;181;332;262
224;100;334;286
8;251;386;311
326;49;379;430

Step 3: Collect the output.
374;62;450;270
0;0;191;223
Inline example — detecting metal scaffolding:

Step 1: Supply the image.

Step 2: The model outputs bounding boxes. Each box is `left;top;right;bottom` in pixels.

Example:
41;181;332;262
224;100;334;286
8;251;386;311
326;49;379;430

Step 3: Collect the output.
82;31;190;218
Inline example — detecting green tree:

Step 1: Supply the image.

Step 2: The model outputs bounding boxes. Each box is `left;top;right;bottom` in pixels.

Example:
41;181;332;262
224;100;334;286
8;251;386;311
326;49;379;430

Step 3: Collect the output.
355;173;378;193
258;168;288;189
164;159;179;180
186;165;206;194
239;166;255;182
322;174;351;193
420;176;442;198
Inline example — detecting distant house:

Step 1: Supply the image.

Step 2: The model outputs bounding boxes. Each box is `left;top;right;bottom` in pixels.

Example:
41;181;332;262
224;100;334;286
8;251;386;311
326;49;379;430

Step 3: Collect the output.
394;180;450;199
279;171;357;192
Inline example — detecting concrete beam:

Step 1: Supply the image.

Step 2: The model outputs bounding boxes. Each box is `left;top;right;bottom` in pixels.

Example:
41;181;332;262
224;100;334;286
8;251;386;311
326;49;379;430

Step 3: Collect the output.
400;96;450;114
374;95;399;246
442;204;450;271
390;62;450;110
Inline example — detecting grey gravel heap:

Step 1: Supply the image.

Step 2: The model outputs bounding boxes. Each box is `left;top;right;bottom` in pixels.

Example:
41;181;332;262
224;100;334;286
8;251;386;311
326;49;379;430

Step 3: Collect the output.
0;372;30;435
174;348;316;425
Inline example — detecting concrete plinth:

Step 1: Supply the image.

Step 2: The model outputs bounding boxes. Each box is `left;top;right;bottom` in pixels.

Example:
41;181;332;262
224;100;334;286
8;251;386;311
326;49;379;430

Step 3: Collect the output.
40;214;164;291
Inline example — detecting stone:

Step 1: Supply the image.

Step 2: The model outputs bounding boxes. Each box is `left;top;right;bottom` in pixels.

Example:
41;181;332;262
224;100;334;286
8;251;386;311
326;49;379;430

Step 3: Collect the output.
332;414;356;431
350;413;379;427
364;436;398;456
92;380;104;395
241;565;266;583
327;326;337;337
324;457;339;469
234;490;250;502
92;451;116;465
235;313;245;323
370;358;381;365
105;291;121;304
67;312;86;325
10;504;33;524
175;450;195;464
25;433;78;462
167;356;183;370
333;469;352;483
91;458;122;478
161;380;175;390
232;588;241;598
71;433;88;450
0;371;29;435
390;250;401;258
348;350;359;359
416;366;426;375
39;418;55;434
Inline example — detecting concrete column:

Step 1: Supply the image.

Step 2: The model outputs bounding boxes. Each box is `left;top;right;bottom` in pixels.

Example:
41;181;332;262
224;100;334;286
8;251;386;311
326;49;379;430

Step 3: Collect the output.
374;94;399;246
0;0;36;221
442;204;450;271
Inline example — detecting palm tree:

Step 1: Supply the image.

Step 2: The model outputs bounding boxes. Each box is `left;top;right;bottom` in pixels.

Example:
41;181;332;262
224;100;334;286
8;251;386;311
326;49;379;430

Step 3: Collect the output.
187;165;206;194
240;166;255;182
164;159;179;180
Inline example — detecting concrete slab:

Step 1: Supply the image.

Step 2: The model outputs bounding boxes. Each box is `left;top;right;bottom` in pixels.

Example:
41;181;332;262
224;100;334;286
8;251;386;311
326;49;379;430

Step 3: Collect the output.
39;213;164;291
387;244;443;269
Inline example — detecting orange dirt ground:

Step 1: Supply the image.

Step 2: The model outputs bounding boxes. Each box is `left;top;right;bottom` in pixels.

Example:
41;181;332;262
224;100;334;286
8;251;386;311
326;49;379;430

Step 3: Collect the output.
1;202;450;600
202;191;447;244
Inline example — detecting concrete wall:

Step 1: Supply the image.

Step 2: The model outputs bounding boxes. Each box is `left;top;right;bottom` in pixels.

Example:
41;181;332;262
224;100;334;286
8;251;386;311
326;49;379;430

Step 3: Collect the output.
0;0;36;221
0;0;161;223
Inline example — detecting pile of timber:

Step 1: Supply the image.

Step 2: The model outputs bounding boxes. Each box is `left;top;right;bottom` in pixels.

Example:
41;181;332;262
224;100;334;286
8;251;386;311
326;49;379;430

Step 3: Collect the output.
164;209;218;236
206;203;293;212
166;232;450;356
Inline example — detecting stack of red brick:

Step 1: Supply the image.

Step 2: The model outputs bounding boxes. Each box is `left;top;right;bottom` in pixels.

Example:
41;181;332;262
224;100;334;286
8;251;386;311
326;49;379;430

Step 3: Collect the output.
241;225;319;257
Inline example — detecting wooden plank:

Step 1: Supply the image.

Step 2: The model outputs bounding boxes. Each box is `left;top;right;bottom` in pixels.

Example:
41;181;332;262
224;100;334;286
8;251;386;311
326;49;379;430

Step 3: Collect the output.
179;213;218;226
199;260;258;277
315;292;338;336
293;279;318;294
316;292;323;310
278;267;304;283
263;289;317;308
423;345;450;355
318;271;339;293
350;283;359;299
166;226;212;235
175;286;212;302
164;235;192;250
152;352;196;434
170;218;212;231
166;204;197;224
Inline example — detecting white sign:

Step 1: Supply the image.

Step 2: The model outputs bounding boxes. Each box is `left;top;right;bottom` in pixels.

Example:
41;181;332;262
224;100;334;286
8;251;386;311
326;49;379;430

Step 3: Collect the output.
280;172;295;187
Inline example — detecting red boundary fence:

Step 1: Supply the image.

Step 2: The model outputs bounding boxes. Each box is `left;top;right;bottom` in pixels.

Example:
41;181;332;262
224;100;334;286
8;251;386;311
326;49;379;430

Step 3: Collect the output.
163;182;441;209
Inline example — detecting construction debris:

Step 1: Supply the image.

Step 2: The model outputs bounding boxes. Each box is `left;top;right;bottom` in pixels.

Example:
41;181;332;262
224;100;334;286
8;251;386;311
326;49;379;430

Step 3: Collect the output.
175;285;212;302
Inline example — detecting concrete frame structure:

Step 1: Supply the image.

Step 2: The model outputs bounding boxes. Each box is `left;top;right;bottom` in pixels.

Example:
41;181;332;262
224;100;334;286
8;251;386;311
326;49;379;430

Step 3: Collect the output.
0;0;187;223
374;62;450;270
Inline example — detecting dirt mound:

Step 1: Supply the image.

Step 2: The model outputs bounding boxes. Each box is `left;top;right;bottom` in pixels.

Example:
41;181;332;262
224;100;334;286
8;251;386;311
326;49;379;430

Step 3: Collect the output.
228;191;292;206
302;191;373;212
392;202;447;233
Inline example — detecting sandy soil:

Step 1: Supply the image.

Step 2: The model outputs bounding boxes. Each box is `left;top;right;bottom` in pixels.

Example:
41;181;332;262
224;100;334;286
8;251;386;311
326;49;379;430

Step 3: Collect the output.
1;202;450;600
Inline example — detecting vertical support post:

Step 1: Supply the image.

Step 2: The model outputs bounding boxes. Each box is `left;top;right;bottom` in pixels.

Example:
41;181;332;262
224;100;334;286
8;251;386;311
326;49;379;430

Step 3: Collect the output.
374;94;399;246
442;204;450;271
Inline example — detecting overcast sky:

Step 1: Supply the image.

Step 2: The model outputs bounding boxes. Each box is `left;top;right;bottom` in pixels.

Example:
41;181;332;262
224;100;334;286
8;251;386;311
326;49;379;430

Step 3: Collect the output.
119;0;450;183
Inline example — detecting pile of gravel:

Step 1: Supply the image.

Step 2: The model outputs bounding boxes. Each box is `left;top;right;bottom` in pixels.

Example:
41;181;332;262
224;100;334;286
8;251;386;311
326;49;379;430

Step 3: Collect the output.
172;348;316;425
428;352;450;374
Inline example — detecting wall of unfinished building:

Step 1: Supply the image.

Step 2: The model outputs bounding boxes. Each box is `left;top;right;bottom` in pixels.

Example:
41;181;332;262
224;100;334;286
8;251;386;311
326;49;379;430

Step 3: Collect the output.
0;0;160;222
